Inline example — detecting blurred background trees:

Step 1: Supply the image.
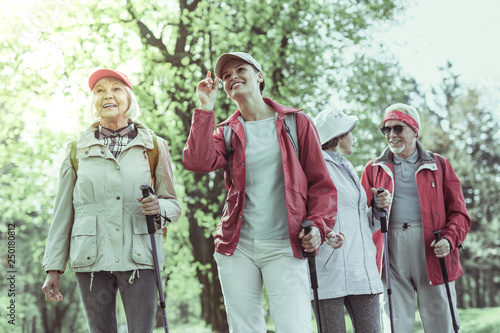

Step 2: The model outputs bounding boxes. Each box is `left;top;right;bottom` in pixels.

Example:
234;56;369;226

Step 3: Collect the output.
0;0;498;332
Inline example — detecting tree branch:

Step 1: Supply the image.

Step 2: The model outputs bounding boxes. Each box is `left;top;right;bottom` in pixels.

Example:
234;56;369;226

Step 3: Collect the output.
126;0;172;60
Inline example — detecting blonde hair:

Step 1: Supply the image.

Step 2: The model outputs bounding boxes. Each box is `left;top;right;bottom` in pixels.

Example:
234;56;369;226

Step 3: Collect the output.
84;85;140;123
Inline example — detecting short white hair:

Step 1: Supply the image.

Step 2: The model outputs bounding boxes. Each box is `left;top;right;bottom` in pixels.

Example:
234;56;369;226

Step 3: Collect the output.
84;85;140;123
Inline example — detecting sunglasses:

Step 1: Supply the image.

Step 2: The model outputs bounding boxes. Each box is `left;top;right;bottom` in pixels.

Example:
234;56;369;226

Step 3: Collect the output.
381;125;407;136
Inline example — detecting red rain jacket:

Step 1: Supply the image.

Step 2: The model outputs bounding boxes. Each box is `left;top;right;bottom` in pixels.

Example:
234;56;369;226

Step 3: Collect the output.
360;141;470;285
183;98;337;259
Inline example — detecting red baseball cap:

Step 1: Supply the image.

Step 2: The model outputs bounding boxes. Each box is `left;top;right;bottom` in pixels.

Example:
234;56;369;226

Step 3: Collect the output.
88;69;133;91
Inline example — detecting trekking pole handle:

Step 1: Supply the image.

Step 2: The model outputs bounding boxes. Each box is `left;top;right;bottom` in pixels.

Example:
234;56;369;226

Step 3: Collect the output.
376;188;388;233
432;229;442;242
433;229;450;283
140;184;156;235
301;220;315;258
301;219;319;291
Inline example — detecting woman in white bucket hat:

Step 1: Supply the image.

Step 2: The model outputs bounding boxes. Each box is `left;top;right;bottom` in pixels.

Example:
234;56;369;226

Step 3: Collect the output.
313;107;391;332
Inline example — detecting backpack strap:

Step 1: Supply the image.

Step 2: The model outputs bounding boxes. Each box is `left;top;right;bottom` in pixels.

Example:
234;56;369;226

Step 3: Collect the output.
70;139;78;174
146;132;166;238
224;125;234;156
147;132;159;188
370;160;380;190
428;151;464;253
283;113;299;159
429;151;444;184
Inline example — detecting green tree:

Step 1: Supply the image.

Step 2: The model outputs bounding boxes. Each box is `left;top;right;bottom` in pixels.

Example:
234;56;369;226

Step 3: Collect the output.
1;0;425;331
419;62;500;308
121;1;414;330
0;104;87;333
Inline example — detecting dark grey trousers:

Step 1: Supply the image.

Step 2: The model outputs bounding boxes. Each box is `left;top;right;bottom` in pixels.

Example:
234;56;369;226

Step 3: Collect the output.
314;293;380;333
75;270;157;333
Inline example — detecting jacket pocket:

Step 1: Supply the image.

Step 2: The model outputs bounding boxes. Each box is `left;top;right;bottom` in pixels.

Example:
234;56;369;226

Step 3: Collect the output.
131;215;164;266
69;216;97;268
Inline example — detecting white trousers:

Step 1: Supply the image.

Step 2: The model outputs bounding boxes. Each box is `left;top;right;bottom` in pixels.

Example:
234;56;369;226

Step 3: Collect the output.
381;224;461;333
214;236;313;333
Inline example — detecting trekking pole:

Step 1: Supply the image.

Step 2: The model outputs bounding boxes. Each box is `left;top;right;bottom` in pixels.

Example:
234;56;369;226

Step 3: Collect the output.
377;187;395;333
140;184;169;333
432;230;460;333
301;220;323;333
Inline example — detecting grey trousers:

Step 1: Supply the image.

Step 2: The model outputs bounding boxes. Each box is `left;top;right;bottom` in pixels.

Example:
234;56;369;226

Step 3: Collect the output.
381;224;461;333
314;294;380;333
75;270;158;333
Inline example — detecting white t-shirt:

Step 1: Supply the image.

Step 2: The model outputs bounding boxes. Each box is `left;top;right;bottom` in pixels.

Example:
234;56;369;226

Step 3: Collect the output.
240;117;289;240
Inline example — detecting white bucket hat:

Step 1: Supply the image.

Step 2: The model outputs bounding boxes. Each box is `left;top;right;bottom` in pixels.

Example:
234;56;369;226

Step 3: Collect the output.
313;106;358;145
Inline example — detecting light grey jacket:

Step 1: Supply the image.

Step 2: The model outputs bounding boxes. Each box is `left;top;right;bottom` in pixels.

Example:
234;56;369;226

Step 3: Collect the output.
42;120;181;274
315;150;383;299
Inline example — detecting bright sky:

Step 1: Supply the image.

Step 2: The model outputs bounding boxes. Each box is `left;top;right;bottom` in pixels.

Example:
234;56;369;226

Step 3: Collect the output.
375;0;500;99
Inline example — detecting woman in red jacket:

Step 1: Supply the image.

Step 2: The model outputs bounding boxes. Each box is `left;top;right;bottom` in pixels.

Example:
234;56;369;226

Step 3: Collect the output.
183;52;337;333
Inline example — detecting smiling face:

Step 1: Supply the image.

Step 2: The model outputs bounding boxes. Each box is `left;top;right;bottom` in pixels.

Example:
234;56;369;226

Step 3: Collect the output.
384;119;417;158
220;59;263;100
93;78;130;125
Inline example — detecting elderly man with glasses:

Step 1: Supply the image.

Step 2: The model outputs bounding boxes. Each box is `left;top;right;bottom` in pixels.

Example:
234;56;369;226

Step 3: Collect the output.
360;103;470;333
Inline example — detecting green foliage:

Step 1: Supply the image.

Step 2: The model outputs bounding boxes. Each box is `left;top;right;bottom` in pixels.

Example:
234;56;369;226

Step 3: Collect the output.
418;62;500;308
6;0;498;331
420;63;500;250
1;0;414;330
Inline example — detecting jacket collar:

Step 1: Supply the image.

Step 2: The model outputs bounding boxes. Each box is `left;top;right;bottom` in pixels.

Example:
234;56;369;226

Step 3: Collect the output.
375;140;435;164
77;119;154;150
217;98;302;127
323;150;342;164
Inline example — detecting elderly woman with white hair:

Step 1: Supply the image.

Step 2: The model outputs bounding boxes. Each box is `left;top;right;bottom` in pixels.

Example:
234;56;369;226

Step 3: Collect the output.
41;69;182;333
313;107;391;332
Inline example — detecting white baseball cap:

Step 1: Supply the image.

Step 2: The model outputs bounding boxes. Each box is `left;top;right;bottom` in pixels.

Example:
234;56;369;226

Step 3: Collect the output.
214;52;265;91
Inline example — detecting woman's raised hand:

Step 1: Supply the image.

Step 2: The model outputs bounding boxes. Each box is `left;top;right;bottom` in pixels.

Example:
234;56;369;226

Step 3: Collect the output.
196;71;220;111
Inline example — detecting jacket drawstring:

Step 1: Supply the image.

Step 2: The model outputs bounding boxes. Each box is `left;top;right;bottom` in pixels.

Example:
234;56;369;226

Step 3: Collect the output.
89;272;94;291
128;269;140;284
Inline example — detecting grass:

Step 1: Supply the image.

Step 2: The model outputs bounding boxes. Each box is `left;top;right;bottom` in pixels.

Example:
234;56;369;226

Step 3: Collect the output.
413;307;500;333
154;307;500;333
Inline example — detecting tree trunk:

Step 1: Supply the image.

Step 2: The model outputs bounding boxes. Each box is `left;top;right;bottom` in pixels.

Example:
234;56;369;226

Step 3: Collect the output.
188;204;228;332
473;268;482;308
455;273;465;308
186;171;229;332
487;267;495;307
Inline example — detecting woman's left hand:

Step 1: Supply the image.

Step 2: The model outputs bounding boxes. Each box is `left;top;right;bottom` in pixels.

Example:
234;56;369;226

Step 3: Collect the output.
298;226;321;252
326;231;345;249
137;194;160;216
